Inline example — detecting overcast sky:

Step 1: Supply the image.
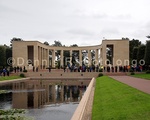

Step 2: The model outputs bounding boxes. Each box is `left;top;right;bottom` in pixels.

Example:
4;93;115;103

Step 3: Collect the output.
0;0;150;46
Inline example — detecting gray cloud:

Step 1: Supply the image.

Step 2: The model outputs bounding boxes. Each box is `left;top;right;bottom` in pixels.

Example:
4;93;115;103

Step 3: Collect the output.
67;29;95;36
0;0;150;46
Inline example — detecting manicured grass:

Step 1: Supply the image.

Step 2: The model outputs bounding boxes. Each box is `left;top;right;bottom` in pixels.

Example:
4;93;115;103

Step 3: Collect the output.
131;73;150;80
0;76;22;81
92;76;150;120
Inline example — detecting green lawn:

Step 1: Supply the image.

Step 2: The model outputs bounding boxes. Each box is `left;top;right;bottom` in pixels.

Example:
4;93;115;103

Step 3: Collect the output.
0;76;22;81
92;76;150;120
132;73;150;80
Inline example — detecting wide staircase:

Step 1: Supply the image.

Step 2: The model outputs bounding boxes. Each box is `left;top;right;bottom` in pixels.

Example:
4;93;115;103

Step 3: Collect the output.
23;69;99;79
11;69;128;79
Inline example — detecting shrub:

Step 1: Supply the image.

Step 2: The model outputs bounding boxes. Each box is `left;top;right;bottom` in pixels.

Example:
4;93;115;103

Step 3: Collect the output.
98;73;103;77
23;69;27;72
129;69;134;72
130;72;135;75
146;70;150;74
20;73;25;77
99;69;103;72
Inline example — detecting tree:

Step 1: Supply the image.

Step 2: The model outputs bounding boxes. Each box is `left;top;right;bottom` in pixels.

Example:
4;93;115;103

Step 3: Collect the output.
10;37;23;46
52;40;62;47
146;35;150;39
144;40;150;65
70;44;78;47
44;41;49;46
137;44;146;63
6;46;12;66
129;39;141;60
132;47;138;60
0;46;6;67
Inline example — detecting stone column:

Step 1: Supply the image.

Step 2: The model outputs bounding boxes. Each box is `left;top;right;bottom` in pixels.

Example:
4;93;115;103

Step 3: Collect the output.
61;50;64;67
34;45;38;67
52;49;55;68
100;48;103;65
38;46;41;68
88;50;91;66
102;45;107;66
41;47;43;69
79;50;82;66
70;50;72;66
43;48;45;69
95;49;98;66
46;49;49;67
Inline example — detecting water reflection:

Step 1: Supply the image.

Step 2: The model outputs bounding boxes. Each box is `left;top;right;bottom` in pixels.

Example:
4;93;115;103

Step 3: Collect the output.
0;79;89;109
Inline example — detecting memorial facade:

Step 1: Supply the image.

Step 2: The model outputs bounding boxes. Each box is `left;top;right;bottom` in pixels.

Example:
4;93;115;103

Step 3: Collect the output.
12;39;129;69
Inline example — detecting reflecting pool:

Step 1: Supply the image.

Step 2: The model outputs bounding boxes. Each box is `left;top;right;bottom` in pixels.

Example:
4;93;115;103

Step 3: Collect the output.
0;79;90;120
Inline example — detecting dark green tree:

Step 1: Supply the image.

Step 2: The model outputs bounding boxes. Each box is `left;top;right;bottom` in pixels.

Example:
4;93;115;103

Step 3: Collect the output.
44;41;49;46
129;39;141;60
0;46;6;67
137;44;146;63
10;37;23;46
146;35;150;39
52;40;62;47
144;40;150;65
70;44;78;47
132;47;138;60
6;47;12;66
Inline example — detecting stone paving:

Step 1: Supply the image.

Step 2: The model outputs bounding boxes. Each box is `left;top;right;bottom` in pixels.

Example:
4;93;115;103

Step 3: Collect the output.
109;75;150;94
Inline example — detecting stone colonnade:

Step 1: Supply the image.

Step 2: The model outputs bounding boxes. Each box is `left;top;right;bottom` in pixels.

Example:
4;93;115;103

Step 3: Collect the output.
48;48;100;68
12;39;129;69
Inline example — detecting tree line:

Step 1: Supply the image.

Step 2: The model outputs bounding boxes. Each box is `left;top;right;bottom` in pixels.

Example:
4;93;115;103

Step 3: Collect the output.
129;36;150;69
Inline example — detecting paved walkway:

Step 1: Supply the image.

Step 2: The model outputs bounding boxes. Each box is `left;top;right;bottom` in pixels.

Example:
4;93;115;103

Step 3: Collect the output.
109;76;150;95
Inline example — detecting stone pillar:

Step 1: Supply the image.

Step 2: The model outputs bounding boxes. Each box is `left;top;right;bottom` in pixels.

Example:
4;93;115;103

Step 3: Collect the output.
38;46;41;68
102;45;107;66
34;45;38;67
88;50;91;66
52;49;55;68
61;50;64;67
41;47;43;69
70;50;72;66
100;48;103;65
95;49;98;66
43;48;45;69
79;50;82;66
46;49;49;67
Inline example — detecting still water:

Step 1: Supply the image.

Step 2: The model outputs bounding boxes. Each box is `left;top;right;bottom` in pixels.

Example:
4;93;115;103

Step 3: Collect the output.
0;79;89;120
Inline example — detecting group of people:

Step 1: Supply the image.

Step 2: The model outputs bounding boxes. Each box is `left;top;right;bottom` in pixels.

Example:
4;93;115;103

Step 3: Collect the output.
0;68;10;76
62;64;100;73
62;64;145;73
3;64;145;75
103;65;143;72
